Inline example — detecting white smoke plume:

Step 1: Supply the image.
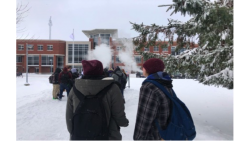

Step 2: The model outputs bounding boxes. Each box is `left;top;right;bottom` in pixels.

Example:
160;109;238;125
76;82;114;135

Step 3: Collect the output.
87;44;112;68
116;38;142;73
87;39;142;73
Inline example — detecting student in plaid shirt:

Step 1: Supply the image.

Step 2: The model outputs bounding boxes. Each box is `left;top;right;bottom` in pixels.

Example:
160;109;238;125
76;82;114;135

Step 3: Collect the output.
133;58;173;140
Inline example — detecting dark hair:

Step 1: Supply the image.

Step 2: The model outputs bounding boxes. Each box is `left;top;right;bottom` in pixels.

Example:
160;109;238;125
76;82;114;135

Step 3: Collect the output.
67;66;72;69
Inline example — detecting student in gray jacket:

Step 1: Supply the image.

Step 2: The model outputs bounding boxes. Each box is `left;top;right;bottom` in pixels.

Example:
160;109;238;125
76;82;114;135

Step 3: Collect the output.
66;60;129;140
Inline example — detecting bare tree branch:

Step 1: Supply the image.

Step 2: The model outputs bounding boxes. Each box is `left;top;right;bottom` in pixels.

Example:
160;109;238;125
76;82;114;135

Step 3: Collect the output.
16;3;30;32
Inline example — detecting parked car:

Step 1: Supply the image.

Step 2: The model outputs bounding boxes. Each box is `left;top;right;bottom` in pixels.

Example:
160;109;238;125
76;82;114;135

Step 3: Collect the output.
136;72;145;78
16;72;23;77
172;73;185;79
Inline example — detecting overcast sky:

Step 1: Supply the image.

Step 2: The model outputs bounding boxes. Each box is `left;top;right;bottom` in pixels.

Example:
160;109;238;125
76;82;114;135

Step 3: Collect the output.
16;0;192;41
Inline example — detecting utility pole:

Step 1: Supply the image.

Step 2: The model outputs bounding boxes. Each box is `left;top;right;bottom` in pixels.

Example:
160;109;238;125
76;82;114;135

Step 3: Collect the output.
24;43;30;86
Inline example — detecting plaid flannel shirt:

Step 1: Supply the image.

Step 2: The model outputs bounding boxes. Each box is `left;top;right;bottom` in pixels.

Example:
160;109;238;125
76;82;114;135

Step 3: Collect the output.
133;82;172;140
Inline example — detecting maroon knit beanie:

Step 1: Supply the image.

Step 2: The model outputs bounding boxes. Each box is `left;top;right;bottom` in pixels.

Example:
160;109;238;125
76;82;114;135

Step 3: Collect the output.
82;60;103;76
143;58;165;75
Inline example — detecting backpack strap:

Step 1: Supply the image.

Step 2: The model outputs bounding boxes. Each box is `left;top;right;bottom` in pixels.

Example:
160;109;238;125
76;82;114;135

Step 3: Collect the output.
143;79;176;99
95;82;116;136
144;79;194;128
145;80;187;110
73;85;86;102
95;82;115;99
143;79;177;128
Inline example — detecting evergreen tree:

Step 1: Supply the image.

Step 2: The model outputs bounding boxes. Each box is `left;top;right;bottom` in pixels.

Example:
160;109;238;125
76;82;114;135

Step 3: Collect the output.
131;0;233;89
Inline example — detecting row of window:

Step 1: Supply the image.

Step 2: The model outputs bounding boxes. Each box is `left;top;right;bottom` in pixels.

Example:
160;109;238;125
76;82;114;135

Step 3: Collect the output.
16;55;64;68
17;44;53;51
115;46;168;52
143;46;186;55
91;34;111;48
143;46;169;52
171;47;186;55
68;44;89;63
17;55;142;65
111;56;142;64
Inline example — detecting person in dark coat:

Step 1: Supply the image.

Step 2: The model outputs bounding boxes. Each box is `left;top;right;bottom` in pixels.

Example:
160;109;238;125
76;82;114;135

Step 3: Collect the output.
58;67;72;100
108;68;114;77
70;68;79;86
112;66;127;96
67;66;72;74
66;60;129;140
52;68;61;99
103;67;109;77
133;58;172;140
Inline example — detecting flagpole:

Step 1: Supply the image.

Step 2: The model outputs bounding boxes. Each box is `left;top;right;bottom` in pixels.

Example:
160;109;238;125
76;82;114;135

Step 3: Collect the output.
72;29;74;68
49;16;52;40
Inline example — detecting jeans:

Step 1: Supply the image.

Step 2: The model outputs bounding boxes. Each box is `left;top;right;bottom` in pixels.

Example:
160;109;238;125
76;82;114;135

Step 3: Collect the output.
59;83;71;98
121;89;124;97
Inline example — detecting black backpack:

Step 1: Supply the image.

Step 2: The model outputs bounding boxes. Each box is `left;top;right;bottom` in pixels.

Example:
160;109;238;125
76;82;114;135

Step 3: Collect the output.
114;72;127;89
144;79;196;140
49;73;55;84
60;72;70;83
71;82;115;140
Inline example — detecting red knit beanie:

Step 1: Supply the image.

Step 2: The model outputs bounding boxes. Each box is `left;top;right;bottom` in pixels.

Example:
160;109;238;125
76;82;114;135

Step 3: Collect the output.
82;60;103;76
143;58;165;75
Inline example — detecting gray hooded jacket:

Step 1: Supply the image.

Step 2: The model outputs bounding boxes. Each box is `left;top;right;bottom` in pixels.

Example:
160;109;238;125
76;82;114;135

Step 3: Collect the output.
66;77;129;140
112;67;127;89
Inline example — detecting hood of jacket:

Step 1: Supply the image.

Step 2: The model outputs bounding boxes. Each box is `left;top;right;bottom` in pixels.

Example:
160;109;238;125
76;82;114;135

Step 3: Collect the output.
114;67;123;76
55;68;61;73
62;67;68;72
146;71;173;88
74;77;114;96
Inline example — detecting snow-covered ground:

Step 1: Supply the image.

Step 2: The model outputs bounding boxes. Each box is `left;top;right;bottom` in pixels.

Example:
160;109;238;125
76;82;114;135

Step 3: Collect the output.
16;73;233;140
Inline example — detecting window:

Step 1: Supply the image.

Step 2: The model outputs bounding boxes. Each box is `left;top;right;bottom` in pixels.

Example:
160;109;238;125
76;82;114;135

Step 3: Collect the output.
28;55;39;65
18;44;24;50
144;47;149;51
134;56;142;64
116;56;121;63
16;56;22;63
68;44;89;63
174;48;187;55
37;45;43;51
116;46;121;51
93;34;99;49
73;66;83;74
47;45;53;51
154;46;159;51
57;56;64;69
162;47;168;52
179;48;186;54
100;34;110;45
27;44;34;50
41;56;53;65
35;68;39;73
171;46;176;55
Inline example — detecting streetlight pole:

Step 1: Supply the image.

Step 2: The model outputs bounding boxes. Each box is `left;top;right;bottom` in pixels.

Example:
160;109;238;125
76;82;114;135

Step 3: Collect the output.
50;59;52;73
24;43;30;86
